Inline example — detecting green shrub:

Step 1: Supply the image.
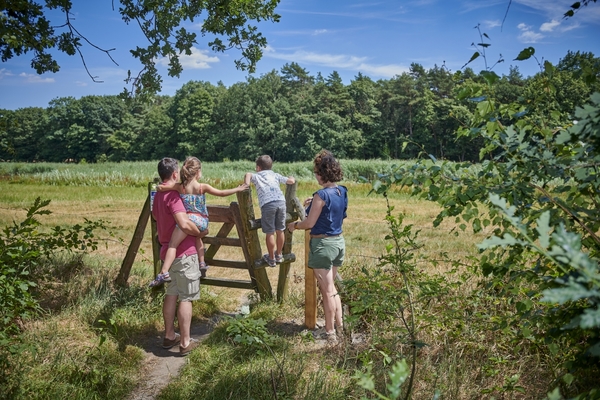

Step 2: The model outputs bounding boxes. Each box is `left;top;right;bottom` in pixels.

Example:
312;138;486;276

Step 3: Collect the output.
0;197;109;398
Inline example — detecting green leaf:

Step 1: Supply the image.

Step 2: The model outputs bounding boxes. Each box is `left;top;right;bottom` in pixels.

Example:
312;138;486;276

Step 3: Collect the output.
546;387;562;400
544;60;555;74
514;47;535;61
536;211;551;249
387;359;409;400
467;52;480;64
516;299;533;313
478;234;518;249
555;130;571;144
588;341;600;356
541;284;598;304
580;308;600;329
480;70;500;85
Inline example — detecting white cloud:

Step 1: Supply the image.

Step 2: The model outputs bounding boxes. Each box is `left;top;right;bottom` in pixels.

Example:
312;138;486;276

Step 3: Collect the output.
483;20;502;29
156;46;219;70
518;30;544;43
540;19;561;32
0;68;14;79
312;29;328;35
517;23;544;43
264;48;408;77
513;0;600;27
560;21;580;32
18;72;55;83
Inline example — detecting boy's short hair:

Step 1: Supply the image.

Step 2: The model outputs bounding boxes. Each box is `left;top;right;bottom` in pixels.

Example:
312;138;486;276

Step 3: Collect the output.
158;157;179;181
256;155;273;170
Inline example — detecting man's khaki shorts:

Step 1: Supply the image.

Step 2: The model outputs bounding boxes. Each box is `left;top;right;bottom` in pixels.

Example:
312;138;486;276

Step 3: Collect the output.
165;253;201;301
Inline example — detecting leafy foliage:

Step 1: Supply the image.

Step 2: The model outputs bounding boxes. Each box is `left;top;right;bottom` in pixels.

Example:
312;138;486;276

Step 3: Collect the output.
344;202;452;399
1;52;598;163
0;197;108;331
0;0;281;97
369;60;600;395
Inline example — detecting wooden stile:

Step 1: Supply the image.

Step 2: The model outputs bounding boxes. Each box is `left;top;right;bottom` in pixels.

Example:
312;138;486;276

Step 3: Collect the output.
116;182;304;303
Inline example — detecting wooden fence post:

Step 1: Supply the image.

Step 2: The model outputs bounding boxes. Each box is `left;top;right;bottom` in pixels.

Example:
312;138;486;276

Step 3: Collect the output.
236;189;273;300
304;229;317;329
277;182;302;301
115;183;153;286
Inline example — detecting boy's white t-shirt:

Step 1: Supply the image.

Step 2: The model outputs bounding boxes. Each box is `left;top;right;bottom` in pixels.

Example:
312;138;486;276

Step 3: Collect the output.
250;170;288;208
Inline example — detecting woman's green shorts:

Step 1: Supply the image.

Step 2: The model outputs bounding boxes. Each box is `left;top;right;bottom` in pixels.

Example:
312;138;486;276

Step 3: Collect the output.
308;236;345;270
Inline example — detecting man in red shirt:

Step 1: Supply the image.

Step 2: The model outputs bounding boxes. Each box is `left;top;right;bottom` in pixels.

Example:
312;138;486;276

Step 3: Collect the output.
152;157;202;355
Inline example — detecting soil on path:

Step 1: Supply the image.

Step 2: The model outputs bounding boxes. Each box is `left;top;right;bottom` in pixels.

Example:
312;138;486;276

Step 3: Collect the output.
127;315;220;400
128;290;251;400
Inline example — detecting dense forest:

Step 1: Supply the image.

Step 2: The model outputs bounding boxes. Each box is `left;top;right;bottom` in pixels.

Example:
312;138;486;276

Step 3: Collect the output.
1;50;599;163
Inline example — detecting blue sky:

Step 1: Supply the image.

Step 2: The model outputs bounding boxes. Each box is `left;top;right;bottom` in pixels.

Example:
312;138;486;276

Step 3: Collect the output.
1;0;599;110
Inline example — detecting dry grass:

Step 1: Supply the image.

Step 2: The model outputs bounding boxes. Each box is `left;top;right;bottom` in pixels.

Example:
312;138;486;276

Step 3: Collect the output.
0;180;481;302
3;176;551;399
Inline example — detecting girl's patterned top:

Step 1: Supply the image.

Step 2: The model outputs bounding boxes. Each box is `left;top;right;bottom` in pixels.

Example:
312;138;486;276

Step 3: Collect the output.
180;193;208;216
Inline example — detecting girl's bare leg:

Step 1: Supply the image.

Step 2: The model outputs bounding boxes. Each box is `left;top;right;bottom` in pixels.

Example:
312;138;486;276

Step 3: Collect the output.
195;236;205;265
161;227;187;274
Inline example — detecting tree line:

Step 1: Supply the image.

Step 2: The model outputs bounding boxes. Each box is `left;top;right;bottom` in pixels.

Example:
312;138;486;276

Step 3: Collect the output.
1;50;598;164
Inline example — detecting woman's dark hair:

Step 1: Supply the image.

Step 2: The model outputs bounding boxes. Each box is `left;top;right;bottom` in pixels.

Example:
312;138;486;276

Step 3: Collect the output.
313;150;343;183
181;156;202;188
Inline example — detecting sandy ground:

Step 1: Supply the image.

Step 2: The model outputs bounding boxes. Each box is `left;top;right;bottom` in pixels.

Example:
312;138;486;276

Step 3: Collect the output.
126;317;218;400
127;293;251;400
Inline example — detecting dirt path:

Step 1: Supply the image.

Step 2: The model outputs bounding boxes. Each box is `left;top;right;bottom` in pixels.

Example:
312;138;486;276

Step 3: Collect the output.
126;315;218;400
127;291;251;400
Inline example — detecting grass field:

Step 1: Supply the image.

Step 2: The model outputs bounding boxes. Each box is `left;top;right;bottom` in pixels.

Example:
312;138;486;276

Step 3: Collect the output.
0;159;470;292
1;160;557;400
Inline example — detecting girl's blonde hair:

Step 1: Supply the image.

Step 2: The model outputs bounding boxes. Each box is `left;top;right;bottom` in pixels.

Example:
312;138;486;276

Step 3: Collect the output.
181;156;201;188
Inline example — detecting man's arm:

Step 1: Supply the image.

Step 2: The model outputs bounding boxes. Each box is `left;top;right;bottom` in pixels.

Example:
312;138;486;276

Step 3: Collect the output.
173;212;201;236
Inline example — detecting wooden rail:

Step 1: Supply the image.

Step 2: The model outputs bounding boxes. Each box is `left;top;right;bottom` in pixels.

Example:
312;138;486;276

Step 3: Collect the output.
116;181;305;303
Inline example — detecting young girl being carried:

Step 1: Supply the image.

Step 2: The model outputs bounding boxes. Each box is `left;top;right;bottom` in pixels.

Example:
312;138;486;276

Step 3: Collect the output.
149;156;248;287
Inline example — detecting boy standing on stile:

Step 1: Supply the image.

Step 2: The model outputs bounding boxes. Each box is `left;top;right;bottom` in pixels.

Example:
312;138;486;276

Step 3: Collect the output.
244;155;295;267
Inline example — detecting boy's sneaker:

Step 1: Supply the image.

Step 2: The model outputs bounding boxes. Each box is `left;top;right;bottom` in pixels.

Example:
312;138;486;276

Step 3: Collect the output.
262;254;276;267
275;253;284;263
149;272;171;288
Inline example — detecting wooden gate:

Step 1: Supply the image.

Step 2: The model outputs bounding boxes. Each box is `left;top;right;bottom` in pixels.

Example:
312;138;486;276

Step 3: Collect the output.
115;183;304;301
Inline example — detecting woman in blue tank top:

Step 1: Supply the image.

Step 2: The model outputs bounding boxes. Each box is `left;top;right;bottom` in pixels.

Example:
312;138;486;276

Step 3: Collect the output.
287;150;347;343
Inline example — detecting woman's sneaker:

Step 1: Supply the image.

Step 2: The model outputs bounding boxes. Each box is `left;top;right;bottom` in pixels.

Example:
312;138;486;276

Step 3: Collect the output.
314;328;338;344
149;272;171;288
262;254;276;267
